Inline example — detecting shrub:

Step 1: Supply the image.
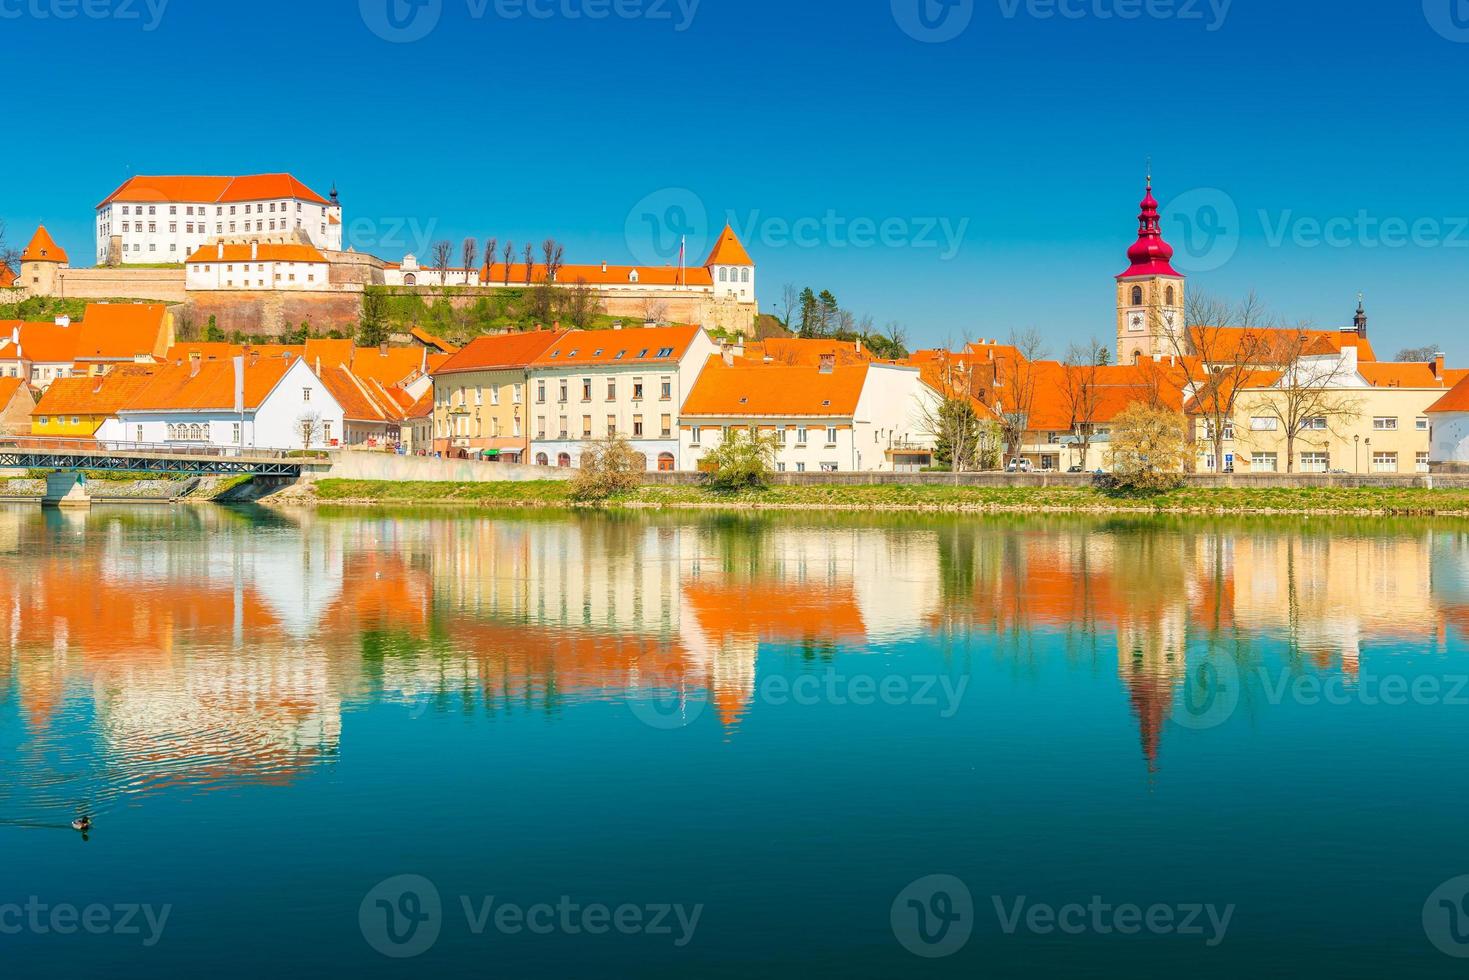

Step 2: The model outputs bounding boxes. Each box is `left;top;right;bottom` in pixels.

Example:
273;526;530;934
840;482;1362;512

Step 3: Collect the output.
1105;403;1190;492
570;434;643;500
702;430;777;492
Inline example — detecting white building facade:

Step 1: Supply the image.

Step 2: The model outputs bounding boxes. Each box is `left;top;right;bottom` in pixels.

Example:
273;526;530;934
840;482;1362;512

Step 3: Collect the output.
96;174;343;265
186;243;331;291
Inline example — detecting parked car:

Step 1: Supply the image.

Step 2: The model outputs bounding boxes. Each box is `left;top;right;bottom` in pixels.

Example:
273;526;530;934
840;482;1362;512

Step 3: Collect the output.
1067;465;1084;473
1006;459;1033;473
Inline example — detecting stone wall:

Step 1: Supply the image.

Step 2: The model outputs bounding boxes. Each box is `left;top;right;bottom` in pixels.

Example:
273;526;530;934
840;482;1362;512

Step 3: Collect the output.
181;290;364;338
315;450;573;483
55;267;187;303
637;471;1469;489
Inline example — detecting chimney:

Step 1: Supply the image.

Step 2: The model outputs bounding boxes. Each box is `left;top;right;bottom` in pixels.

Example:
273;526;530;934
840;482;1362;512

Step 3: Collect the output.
250;241;259;260
612;321;623;331
55;316;70;328
721;343;735;367
855;337;863;354
217;242;224;260
189;353;201;377
819;353;836;375
602;262;608;273
379;341;389;357
249;350;260;366
552;321;561;331
1433;352;1446;378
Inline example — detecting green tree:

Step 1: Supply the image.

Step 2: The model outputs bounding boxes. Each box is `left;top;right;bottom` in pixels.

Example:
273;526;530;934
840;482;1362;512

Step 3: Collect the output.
702;429;777;491
205;315;223;342
358;289;389;347
1106;403;1190;492
797;288;819;338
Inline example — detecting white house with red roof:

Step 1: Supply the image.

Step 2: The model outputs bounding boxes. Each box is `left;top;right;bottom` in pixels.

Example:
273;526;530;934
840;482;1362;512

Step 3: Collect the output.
185;242;331;291
95;173;343;265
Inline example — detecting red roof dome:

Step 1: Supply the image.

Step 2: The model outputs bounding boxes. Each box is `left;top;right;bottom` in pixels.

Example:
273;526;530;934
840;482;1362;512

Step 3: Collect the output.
1117;177;1181;280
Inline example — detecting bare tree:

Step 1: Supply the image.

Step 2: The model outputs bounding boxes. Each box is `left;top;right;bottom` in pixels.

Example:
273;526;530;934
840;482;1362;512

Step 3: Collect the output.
541;238;564;283
918;340;994;473
641;298;669;325
997;328;1048;463
561;278;603;329
778;283;800;333
483;237;497;282
430;240;454;287
1395;344;1442;362
501;241;514;285
1243;325;1362;472
522;243;535;285
0;220;20;291
461;239;478;286
297;411;324;449
1166;291;1272;473
1060;338;1106;470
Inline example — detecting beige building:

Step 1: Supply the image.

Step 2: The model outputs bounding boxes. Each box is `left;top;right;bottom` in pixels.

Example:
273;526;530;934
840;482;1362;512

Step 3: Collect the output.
1198;345;1463;474
429;330;568;461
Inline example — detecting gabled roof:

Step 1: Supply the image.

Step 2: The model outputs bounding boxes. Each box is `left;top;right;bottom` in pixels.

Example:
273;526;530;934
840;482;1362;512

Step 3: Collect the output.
409;326;459;354
0;263;15;288
703;225;754;267
433;329;568;375
97;173;331;209
21;226;67;264
0;320;77;364
120;357;299;413
74;304;170;361
1427;374;1469;414
1358;363;1467;390
743;337;874;367
185;243;327;264
318;365;399;423
530;325;704;367
33;367;157;417
0;377;28;408
1188;326;1378;364
681;358;869;418
348;345;427;388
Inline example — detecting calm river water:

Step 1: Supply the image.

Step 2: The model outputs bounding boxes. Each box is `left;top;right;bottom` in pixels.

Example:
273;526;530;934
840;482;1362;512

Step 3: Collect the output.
3;504;1469;977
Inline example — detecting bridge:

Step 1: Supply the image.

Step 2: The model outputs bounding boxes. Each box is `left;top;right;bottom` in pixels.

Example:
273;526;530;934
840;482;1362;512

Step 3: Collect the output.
0;438;324;507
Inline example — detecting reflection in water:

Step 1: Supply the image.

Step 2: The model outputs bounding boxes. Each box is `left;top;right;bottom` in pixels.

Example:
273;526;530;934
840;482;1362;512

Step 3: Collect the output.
1;507;1465;812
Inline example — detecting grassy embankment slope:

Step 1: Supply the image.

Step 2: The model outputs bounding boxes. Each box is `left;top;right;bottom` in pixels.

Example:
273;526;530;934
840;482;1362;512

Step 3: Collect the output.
305;480;1469;517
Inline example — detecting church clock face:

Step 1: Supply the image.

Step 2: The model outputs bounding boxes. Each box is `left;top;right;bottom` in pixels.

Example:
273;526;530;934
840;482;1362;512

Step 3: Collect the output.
1129;313;1144;332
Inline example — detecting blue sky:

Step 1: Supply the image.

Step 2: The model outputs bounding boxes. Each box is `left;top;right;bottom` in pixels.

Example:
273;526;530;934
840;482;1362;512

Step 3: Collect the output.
4;0;1469;357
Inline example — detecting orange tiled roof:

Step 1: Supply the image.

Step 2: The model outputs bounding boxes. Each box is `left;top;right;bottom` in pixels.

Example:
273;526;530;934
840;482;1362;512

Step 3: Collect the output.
743;337;874;367
0;320;77;364
703;225;755;266
531;325;704;367
405;389;434;420
185;243;327;264
97;173;331;209
409;326;459;354
74;304;170;361
0;263;14;288
318;365;399;423
476;261;714;288
1358;362;1466;389
122;357;295;412
347;345;427;388
1025;361;1186;430
21;226;68;264
432;329;568;375
682;358;869;417
33;368;157;417
1188;325;1378;364
1427;375;1469;414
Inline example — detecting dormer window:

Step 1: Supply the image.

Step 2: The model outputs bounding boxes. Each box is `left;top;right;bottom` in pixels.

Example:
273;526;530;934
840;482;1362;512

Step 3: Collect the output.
628;270;639;283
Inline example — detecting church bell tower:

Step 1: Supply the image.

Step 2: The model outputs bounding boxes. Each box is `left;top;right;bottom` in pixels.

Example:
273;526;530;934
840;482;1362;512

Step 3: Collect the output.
1116;175;1185;364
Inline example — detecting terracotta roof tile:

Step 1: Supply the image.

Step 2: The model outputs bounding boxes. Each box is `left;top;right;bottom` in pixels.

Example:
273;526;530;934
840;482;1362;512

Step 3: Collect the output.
1428;375;1469;414
703;225;755;266
122;358;296;413
185;243;327;264
433;330;568;375
21;226;67;264
531;325;702;367
682;358;869;417
74;304;170;362
33;367;157;417
97;173;330;209
476;262;713;287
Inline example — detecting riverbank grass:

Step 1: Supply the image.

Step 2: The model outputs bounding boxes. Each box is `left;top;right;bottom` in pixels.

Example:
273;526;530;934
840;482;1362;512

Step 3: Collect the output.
305;479;1469;516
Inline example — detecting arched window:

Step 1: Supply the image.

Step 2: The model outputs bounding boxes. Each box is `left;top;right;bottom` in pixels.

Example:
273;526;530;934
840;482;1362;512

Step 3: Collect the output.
1132;350;1144;365
1165;285;1175;306
741;268;750;283
190;424;202;441
166;424;175;440
658;452;676;472
557;452;571;468
719;268;728;282
535;452;548;466
1131;285;1143;306
403;273;416;286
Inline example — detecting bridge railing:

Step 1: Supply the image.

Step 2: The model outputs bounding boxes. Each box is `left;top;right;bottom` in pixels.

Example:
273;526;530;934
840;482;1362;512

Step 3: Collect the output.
0;436;330;462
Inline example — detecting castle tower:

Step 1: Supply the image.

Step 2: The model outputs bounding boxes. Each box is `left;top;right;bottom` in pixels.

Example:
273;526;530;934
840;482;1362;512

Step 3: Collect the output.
1353;294;1368;338
704;224;755;304
1116;177;1185;363
19;225;69;298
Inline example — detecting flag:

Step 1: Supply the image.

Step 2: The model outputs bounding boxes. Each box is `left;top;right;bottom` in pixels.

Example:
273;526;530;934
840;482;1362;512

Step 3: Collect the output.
679;236;686;287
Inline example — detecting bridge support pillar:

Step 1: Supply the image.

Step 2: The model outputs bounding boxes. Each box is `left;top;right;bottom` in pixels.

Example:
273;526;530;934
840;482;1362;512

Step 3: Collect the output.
42;471;91;509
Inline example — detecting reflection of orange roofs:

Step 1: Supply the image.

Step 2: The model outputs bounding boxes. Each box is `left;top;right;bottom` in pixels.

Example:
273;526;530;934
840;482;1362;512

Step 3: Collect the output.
683;580;867;644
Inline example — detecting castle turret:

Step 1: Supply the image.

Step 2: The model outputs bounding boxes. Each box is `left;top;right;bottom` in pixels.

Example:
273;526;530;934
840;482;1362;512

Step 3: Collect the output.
704;224;755;304
19;226;69;298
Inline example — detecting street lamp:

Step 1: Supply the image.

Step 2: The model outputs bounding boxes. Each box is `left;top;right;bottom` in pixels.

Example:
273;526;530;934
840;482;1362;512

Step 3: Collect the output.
1354;434;1360;474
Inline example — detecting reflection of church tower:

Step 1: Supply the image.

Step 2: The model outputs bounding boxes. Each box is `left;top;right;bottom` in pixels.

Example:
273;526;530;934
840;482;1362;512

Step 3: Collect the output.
1116;176;1185;365
1116;607;1188;773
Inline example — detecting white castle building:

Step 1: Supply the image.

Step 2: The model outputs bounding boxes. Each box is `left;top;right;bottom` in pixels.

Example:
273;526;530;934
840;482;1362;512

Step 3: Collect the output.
95;173;343;265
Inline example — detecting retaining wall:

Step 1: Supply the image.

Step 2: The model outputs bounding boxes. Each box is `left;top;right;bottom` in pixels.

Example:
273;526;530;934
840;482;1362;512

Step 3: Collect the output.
316;451;573;483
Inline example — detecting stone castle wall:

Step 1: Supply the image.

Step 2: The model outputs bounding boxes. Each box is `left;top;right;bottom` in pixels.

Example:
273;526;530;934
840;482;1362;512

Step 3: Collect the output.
55;267;188;303
182;289;364;337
